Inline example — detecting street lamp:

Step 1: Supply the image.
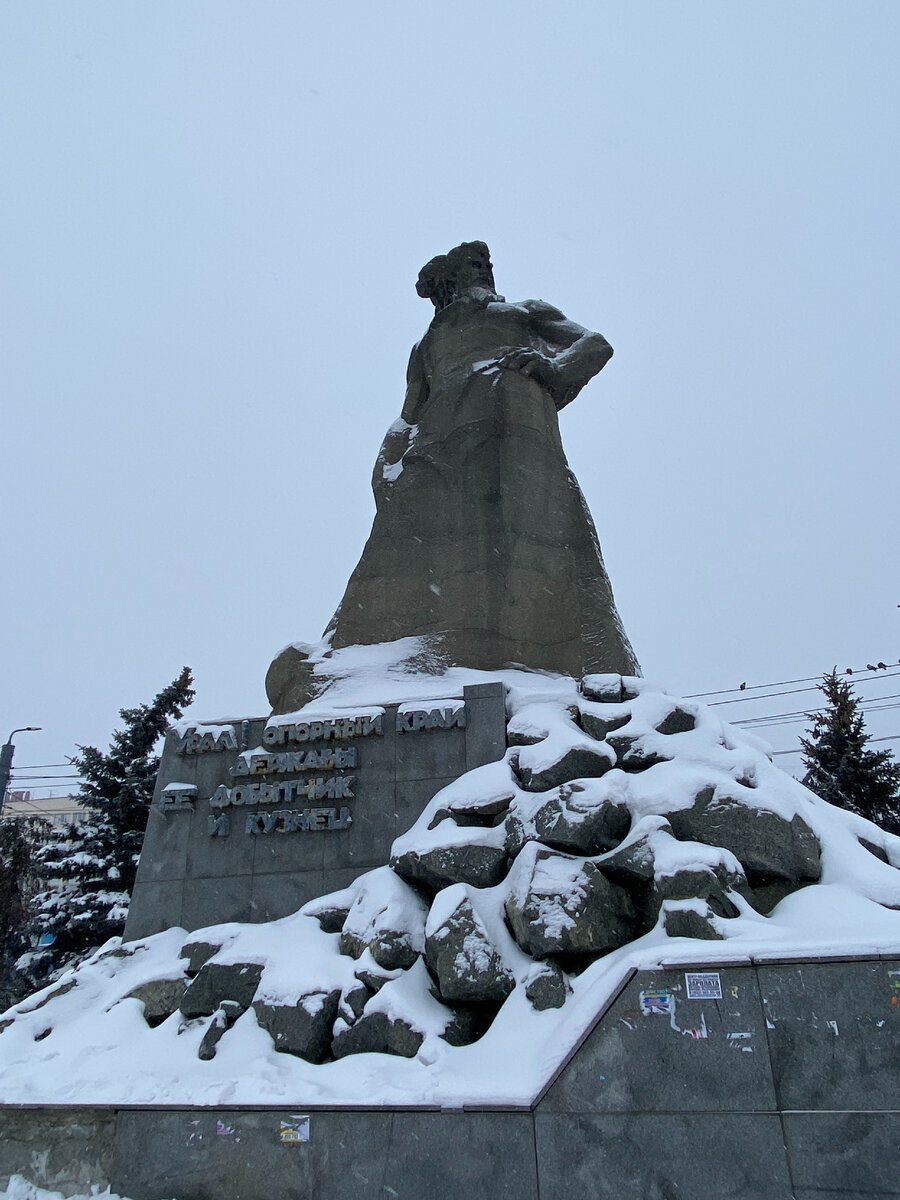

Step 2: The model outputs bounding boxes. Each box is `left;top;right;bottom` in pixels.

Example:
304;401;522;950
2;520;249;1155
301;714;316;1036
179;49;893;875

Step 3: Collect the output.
0;727;42;819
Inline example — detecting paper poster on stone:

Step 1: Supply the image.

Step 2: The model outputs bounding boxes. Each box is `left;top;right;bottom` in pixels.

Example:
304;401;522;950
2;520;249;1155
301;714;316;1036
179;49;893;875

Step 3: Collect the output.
685;972;723;1000
640;988;674;1016
279;1115;310;1144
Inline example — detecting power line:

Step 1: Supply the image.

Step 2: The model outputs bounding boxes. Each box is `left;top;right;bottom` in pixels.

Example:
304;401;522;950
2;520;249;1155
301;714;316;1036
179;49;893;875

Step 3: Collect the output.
739;711;900;733
9;777;82;787
2;784;80;795
735;695;900;728
685;659;900;700
12;763;74;770
705;670;900;707
3;810;86;820
736;695;900;724
772;734;900;757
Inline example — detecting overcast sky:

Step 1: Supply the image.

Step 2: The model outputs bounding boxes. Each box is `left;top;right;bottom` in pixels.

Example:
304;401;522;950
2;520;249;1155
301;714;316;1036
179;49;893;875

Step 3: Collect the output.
2;2;898;796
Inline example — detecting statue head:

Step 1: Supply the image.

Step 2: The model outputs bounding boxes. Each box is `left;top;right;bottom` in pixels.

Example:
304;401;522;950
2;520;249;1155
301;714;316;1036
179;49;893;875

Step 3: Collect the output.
416;241;499;311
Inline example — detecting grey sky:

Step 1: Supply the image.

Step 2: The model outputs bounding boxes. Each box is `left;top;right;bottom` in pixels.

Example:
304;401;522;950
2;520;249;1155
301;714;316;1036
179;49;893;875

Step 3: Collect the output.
2;2;898;792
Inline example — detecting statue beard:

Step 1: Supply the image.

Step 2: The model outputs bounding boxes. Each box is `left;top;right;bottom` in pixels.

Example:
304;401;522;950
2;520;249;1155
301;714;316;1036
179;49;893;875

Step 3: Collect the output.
455;284;505;307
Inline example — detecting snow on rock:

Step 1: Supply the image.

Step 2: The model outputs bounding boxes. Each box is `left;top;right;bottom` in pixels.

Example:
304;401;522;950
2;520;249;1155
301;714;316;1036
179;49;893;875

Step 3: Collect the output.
660;897;725;940
515;735;615;792
377;417;418;484
124;975;188;1025
2;667;900;1107
253;987;342;1065
178;960;263;1018
331;866;428;970
667;790;821;910
0;1178;148;1200
523;959;571;1010
598;819;749;926
424;886;516;1004
391;770;511;890
227;912;357;1009
505;843;637;956
332;958;461;1059
417;758;517;827
507;699;579;746
505;777;632;857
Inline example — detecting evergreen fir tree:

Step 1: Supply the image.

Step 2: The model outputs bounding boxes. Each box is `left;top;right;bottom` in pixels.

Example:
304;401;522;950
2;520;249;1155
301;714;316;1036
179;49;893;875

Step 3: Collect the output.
801;668;900;835
28;668;194;974
0;816;49;1007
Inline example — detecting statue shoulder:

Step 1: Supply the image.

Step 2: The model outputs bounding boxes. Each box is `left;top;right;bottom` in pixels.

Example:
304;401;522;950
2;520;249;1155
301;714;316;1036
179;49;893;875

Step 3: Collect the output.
521;298;592;353
520;298;568;322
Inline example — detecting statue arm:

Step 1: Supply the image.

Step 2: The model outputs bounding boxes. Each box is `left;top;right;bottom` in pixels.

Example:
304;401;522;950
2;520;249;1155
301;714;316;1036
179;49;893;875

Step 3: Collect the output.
400;341;429;424
498;301;613;411
372;344;428;500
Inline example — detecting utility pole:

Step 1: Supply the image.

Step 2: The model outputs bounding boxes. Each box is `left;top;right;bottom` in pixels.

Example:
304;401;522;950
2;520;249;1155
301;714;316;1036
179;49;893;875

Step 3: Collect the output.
0;728;41;819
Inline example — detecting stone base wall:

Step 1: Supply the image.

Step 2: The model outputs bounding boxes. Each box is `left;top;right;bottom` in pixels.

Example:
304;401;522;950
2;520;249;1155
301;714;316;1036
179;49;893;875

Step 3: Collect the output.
2;956;898;1199
0;1108;115;1196
126;682;508;939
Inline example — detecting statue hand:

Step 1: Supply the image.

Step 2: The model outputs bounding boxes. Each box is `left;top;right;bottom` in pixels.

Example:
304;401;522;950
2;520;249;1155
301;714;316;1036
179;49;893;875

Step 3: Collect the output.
495;348;558;386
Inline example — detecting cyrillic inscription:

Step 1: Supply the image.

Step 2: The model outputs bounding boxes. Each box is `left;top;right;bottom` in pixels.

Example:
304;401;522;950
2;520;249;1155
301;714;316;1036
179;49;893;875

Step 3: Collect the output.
245;807;351;834
159;783;197;811
263;713;383;747
395;706;466;733
231;746;357;777
197;701;469;840
210;777;355;808
172;726;238;755
208;813;230;836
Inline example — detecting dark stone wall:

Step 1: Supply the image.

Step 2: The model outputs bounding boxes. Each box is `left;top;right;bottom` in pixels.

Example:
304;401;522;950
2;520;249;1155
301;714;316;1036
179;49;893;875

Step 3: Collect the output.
0;1108;115;1195
534;956;900;1200
126;683;507;939
2;956;897;1198
112;1110;539;1200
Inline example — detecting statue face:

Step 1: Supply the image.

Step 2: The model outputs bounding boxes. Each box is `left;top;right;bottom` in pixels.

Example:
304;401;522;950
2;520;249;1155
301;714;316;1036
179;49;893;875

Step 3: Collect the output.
453;248;496;295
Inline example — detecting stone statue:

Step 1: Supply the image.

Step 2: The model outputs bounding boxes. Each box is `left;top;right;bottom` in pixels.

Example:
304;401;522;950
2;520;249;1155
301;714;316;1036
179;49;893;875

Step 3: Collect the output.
267;241;638;712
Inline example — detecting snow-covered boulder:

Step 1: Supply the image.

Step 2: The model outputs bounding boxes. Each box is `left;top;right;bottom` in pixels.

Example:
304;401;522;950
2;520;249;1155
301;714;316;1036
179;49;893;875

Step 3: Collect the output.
505;779;631;857
577;704;630;742
390;822;509;891
505;844;636;958
2;667;899;1106
596;818;749;927
253;989;342;1063
179;939;224;975
523;960;571;1010
124;975;187;1026
197;999;243;1060
332;1008;423;1059
661;898;724;940
582;673;648;704
515;739;615;792
179;961;263;1018
667;787;821;904
598;815;671;885
331;959;465;1058
424;888;515;1004
332;867;428;970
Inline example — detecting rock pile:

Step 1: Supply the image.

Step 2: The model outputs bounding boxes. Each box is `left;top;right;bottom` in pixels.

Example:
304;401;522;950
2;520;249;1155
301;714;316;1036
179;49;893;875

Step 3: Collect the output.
7;673;898;1073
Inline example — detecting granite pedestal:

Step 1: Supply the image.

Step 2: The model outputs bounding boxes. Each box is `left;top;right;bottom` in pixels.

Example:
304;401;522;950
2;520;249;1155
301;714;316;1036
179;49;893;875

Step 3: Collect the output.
3;955;898;1198
125;682;507;939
